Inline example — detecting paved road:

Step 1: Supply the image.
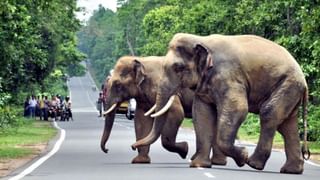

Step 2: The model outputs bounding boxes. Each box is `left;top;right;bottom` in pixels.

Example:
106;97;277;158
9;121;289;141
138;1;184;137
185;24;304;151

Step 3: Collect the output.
6;71;320;180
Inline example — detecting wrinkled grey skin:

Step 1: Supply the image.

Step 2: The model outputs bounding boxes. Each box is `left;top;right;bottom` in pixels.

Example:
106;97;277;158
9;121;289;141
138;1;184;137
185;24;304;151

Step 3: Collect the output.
101;56;199;163
133;33;308;174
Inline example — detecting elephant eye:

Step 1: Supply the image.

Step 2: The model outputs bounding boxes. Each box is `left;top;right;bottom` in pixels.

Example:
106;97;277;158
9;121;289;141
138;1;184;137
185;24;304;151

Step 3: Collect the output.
113;80;122;91
173;62;186;73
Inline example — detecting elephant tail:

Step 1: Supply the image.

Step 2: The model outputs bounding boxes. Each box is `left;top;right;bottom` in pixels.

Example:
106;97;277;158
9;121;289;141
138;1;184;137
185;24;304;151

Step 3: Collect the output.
301;87;310;160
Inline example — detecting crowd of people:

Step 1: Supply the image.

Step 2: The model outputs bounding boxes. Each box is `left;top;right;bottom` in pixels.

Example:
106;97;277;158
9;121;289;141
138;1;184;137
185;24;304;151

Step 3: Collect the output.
24;94;73;121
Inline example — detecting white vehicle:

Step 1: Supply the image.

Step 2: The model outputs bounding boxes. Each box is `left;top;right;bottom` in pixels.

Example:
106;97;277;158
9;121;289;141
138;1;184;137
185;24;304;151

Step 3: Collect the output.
126;98;136;120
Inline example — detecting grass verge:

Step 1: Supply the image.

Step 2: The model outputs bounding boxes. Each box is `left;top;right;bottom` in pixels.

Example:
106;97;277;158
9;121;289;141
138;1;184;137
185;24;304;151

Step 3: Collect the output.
0;118;57;159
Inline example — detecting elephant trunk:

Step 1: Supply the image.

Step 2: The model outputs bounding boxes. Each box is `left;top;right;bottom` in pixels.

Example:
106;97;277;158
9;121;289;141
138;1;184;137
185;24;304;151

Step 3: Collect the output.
131;91;170;150
100;111;116;153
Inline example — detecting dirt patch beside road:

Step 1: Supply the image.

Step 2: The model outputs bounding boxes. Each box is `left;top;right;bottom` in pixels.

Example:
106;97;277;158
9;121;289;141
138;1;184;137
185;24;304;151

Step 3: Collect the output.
0;143;47;177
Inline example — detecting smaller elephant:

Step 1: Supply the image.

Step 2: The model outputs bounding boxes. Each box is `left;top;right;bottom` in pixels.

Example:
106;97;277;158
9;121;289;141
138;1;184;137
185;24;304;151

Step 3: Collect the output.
101;56;209;163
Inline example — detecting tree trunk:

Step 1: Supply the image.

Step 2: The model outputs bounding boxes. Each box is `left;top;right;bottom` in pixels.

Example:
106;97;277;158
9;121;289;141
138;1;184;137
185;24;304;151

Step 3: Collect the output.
126;24;135;56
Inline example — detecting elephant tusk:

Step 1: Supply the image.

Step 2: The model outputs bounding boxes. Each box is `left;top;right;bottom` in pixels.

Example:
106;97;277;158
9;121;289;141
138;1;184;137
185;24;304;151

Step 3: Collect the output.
144;104;156;116
103;103;117;115
150;95;176;118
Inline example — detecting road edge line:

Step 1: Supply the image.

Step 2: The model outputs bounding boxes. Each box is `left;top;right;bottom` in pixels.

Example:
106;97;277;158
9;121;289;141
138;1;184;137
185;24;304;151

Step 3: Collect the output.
8;122;66;180
305;160;320;167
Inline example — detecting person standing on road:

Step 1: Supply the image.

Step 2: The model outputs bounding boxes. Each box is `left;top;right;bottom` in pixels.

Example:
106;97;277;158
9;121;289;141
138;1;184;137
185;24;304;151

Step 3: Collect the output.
43;96;50;120
63;96;73;121
24;96;30;117
39;95;45;120
49;95;59;120
28;95;37;118
97;92;104;117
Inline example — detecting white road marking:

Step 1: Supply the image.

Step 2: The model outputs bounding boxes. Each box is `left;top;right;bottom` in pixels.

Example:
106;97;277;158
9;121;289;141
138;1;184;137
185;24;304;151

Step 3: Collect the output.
9;122;66;180
86;90;97;110
204;172;215;178
77;75;98;112
304;161;320;167
87;71;98;89
197;167;204;170
305;160;320;167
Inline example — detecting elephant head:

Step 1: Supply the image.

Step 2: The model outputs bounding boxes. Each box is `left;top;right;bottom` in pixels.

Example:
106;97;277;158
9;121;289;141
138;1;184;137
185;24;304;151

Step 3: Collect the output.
100;56;147;153
132;33;212;148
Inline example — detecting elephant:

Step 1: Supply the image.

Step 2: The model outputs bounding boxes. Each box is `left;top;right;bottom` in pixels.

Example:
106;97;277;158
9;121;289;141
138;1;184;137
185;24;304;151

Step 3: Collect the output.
100;56;227;164
131;33;308;174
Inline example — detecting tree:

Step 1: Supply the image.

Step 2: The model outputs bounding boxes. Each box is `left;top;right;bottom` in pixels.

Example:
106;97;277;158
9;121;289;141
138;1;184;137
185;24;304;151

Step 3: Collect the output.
0;0;85;102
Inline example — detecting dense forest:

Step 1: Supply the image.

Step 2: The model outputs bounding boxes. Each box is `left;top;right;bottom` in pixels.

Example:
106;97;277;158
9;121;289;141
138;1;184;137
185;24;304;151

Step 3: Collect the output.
78;0;320;140
0;0;85;128
0;0;85;99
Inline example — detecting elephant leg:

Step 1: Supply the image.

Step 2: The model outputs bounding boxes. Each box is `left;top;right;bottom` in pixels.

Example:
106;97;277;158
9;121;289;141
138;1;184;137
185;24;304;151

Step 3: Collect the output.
211;127;227;165
190;97;214;168
190;142;199;161
278;109;304;174
247;83;304;173
217;90;248;167
161;99;188;159
190;103;226;165
246;114;277;170
132;107;153;164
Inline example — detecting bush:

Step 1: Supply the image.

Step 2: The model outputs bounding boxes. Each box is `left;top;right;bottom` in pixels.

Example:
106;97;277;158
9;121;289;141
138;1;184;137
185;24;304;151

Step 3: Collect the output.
241;105;320;142
0;80;25;131
0;107;25;132
241;113;260;136
304;105;320;141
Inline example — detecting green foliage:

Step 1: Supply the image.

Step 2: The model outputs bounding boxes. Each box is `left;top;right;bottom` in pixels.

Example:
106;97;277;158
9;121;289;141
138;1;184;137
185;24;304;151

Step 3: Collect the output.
77;0;320;141
0;78;20;130
304;105;320;141
0;107;19;130
0;0;85;103
42;72;69;98
240;113;260;136
0;105;26;133
67;63;86;77
141;5;183;55
77;7;117;84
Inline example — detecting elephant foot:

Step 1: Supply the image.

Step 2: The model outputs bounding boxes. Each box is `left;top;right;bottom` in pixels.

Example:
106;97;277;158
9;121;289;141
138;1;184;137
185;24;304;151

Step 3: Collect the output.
162;141;188;159
131;155;151;164
190;151;199;161
177;142;188;159
233;147;248;167
247;157;265;170
246;150;271;170
280;160;304;174
190;157;211;168
211;156;227;166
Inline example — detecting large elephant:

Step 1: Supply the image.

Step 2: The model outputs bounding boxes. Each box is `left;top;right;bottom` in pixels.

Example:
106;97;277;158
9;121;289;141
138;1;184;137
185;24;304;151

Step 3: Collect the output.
100;56;223;164
132;33;308;174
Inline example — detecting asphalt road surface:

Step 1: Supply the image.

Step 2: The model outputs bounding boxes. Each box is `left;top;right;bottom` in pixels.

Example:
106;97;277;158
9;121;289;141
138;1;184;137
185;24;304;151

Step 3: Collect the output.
6;71;320;180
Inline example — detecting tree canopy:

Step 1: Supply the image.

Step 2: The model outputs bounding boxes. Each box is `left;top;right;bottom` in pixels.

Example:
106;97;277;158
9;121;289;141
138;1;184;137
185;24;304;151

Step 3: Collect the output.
0;0;85;102
78;0;320;140
78;0;320;104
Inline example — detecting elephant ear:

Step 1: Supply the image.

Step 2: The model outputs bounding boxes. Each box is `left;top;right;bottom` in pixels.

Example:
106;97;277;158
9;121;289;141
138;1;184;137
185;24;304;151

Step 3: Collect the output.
133;59;146;87
194;44;213;75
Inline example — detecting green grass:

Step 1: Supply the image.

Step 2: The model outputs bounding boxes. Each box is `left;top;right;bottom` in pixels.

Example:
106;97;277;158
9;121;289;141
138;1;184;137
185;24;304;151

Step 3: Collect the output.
0;119;57;159
307;141;320;154
237;126;284;148
181;118;193;128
